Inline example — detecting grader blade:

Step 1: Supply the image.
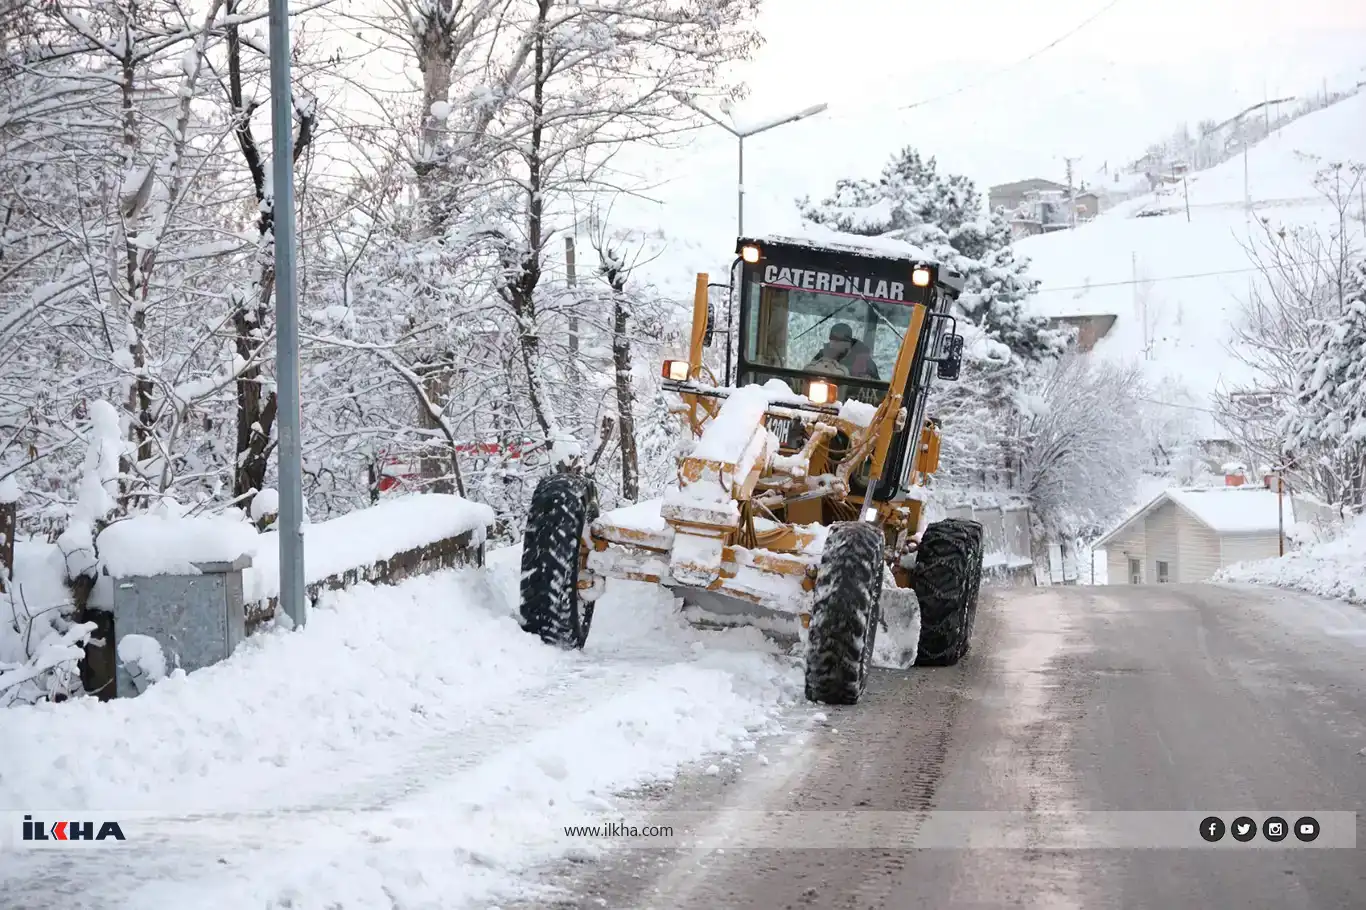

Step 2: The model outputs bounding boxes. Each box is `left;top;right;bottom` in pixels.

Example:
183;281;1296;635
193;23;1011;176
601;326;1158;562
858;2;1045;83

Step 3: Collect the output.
676;587;805;648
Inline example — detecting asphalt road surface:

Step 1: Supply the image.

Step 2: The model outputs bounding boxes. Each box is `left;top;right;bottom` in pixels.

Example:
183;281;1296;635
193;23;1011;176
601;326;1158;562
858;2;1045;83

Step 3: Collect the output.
517;582;1366;909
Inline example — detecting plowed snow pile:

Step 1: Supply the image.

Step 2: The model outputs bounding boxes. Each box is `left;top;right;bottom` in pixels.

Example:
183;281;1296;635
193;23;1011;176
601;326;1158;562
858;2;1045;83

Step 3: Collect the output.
0;548;805;909
1216;514;1366;605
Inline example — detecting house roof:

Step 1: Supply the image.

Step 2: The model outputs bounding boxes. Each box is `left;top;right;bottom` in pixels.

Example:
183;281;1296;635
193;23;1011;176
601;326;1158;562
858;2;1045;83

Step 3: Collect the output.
989;178;1067;195
1093;486;1293;549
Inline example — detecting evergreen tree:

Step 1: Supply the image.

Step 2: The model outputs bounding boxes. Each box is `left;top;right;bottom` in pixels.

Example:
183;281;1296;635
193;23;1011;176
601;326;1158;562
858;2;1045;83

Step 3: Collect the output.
1284;259;1366;506
797;147;1066;361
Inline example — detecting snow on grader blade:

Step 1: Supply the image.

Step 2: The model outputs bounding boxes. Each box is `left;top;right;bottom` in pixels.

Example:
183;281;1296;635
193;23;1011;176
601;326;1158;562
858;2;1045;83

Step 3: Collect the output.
518;232;986;705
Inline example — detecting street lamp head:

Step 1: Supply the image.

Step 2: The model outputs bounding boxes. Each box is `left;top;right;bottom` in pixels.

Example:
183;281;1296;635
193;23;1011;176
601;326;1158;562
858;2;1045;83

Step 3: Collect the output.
739;101;830;137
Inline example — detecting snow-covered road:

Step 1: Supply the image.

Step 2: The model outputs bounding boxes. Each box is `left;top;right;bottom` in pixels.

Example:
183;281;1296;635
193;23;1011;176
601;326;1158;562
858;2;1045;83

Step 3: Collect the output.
0;548;809;909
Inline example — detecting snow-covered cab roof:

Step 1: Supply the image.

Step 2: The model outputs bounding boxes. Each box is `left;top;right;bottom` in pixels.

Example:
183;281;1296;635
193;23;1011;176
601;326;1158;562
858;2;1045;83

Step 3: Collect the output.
737;228;964;295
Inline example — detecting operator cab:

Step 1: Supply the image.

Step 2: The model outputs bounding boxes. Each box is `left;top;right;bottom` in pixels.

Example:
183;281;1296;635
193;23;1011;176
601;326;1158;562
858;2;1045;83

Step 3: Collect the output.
732;233;965;500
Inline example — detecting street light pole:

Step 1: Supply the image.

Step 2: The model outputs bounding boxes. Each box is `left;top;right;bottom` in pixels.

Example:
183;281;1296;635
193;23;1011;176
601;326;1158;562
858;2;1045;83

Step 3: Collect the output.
672;95;828;236
738;135;744;235
268;0;306;627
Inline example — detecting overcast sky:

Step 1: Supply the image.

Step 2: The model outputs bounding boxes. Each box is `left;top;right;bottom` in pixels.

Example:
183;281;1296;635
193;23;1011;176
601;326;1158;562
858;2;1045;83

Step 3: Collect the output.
733;0;1366;181
611;0;1366;267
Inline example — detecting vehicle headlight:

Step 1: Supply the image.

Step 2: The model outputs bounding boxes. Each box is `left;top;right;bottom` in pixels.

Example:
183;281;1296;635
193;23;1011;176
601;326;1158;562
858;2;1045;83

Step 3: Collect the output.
807;379;836;404
662;359;690;381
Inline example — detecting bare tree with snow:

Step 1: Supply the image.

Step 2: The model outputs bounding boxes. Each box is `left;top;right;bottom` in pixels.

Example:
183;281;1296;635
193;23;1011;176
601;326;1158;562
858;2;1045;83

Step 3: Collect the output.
1012;354;1149;539
1216;162;1364;507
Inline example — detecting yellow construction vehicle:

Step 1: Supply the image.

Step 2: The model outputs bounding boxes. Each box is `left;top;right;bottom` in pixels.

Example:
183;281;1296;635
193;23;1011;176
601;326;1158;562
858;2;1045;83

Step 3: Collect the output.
518;231;985;705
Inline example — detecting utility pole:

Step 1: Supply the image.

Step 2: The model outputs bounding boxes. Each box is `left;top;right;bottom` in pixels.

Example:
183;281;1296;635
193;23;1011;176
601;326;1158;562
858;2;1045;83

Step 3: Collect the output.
1277;473;1286;556
565;235;578;358
671;94;828;236
268;0;305;627
1204;96;1296;226
1063;156;1081;227
1133;251;1149;360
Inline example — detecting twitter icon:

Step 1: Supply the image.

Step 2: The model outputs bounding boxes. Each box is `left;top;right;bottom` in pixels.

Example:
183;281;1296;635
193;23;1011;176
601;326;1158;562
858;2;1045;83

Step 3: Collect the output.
1231;816;1257;842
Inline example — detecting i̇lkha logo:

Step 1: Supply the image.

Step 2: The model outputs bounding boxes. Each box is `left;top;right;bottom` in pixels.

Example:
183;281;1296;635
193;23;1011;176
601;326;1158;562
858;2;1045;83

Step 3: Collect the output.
22;815;125;843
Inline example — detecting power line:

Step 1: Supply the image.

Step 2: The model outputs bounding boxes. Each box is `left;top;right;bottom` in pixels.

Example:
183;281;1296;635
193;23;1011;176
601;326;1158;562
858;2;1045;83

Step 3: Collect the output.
1137;396;1218;414
896;0;1127;113
1033;256;1339;294
630;0;1130;186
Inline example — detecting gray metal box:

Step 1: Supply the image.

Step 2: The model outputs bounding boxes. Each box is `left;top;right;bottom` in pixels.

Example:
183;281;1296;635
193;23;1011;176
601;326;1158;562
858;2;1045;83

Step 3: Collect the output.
110;554;251;697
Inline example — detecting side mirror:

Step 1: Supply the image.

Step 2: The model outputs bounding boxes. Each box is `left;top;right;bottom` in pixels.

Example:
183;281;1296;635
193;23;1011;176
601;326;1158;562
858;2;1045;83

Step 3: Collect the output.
936;334;964;381
703;302;715;347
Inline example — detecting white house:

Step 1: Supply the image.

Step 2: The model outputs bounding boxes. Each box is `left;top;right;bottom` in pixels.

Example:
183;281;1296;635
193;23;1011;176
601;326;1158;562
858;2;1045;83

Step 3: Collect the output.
1093;484;1301;584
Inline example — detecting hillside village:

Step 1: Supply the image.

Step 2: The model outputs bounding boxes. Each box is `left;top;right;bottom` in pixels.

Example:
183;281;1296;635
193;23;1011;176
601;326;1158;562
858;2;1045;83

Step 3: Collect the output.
993;83;1366;582
990;79;1364;237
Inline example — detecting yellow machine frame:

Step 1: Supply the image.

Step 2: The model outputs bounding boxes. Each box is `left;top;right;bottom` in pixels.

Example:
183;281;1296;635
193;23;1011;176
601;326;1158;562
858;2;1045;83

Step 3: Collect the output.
578;245;958;629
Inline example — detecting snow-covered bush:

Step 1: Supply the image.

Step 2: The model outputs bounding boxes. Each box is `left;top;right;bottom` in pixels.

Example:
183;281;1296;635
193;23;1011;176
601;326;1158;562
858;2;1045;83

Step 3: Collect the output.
1282;257;1366;509
0;401;127;704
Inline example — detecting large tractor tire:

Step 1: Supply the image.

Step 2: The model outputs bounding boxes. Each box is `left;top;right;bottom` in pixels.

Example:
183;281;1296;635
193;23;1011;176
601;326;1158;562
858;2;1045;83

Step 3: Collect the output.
804;521;885;705
911;518;984;666
519;473;599;649
962;526;985;645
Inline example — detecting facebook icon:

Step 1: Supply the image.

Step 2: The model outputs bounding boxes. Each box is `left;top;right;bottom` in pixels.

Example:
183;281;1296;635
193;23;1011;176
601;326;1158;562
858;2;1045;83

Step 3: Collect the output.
1200;816;1226;842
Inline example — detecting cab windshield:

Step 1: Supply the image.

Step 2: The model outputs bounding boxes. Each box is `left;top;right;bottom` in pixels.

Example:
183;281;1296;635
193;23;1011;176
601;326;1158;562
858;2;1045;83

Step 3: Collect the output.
743;280;914;385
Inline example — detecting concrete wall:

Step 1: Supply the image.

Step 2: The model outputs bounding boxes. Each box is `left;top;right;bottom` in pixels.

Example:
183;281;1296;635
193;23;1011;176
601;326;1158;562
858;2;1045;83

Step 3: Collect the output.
1290;494;1344;543
940;503;1034;584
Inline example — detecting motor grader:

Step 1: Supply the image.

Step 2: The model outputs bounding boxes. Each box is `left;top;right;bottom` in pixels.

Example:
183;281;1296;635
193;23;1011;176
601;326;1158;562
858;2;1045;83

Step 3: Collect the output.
518;231;985;705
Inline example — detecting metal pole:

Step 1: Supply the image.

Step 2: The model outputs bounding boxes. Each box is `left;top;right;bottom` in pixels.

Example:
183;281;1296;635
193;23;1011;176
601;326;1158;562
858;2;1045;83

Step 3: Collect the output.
1277;475;1285;556
737;135;744;236
565;235;578;358
269;0;306;628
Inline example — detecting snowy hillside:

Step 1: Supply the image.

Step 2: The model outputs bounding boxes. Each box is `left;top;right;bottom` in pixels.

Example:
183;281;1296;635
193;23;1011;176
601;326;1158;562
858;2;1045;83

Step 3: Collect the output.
1017;90;1366;437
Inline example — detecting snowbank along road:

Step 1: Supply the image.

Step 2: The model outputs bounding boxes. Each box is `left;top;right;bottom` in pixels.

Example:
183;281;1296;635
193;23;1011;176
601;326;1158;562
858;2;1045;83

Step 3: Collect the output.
0;548;812;909
3;555;1364;909
512;582;1366;909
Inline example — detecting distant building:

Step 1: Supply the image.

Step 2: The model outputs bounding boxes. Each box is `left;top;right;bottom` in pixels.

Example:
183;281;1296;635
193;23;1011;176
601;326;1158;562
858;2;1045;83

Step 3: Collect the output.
1092;481;1298;584
1074;190;1102;219
1047;314;1117;352
994;179;1107;240
988;178;1067;214
1006;189;1074;239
